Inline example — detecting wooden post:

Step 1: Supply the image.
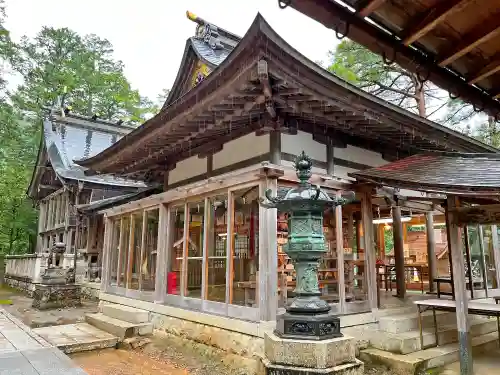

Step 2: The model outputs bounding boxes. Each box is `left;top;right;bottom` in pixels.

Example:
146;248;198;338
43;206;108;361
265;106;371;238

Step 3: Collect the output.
259;178;278;321
348;211;354;250
100;217;112;292
491;225;500;289
360;190;377;311
225;193;235;304
377;224;386;261
392;206;406;299
425;212;437;293
478;225;489;297
154;204;169;303
126;214;135;289
269;131;281;165
326;138;334;176
463;227;474;299
336;191;346;313
447;196;473;375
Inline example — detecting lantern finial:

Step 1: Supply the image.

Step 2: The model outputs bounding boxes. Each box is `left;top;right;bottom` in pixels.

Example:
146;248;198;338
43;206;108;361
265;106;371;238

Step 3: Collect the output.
294;151;313;185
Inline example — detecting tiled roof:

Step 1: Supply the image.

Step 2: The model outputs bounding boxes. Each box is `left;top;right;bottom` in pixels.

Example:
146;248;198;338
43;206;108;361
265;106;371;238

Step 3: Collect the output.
42;114;147;188
350;152;500;194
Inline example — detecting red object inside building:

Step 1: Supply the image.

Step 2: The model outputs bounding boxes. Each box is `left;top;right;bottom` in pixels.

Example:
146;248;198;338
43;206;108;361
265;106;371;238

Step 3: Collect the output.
167;272;177;294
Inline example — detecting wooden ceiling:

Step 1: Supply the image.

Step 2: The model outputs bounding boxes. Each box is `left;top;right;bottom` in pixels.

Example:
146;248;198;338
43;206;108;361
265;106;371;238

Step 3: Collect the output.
283;0;500;119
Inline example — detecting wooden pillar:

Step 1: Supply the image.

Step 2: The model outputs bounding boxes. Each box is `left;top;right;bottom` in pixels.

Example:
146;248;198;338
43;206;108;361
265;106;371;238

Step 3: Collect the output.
446;196;472;375
269;131;281;165
360;190;377;311
478;226;489;297
347;211;354;250
463;227;474;299
154;204;169;303
377;224;385;260
335;191;346;313
259;177;278;321
326;138;334;176
392;206;406;299
101;217;112;292
491;225;500;289
425;212;437;293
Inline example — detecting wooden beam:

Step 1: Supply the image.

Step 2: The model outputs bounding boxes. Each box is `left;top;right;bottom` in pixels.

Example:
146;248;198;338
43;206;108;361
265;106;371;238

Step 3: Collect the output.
439;17;500;67
402;0;473;46
446;196;473;375
468;56;500;84
357;0;386;17
451;204;500;225
286;0;500;118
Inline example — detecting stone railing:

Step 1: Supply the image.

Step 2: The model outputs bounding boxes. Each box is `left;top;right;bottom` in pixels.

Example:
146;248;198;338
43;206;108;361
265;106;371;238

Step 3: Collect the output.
4;254;49;294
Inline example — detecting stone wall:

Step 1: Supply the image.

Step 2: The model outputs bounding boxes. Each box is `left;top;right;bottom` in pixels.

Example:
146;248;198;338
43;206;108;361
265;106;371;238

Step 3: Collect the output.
80;282;101;301
150;312;264;359
4;274;36;296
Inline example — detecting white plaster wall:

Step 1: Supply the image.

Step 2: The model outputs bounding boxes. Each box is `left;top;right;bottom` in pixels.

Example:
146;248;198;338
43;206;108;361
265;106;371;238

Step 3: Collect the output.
333;145;387;168
169;156;207;184
281;131;326;162
213;133;269;170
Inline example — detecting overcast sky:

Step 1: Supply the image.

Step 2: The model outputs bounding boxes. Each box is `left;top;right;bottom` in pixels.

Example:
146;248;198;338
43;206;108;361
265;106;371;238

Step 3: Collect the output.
5;0;339;100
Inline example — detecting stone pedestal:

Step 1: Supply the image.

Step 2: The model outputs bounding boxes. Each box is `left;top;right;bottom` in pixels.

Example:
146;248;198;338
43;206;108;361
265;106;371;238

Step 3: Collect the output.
262;331;364;375
32;284;82;310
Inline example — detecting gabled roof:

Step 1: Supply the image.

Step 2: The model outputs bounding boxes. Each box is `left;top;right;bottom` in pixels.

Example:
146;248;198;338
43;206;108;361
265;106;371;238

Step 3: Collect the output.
165;11;240;106
350;152;500;195
28;111;147;200
78;13;498;180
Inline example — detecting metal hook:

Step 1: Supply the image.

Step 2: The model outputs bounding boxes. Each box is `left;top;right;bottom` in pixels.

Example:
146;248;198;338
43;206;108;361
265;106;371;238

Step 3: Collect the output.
416;65;430;84
335;22;350;39
473;102;485;113
382;49;396;65
278;0;292;9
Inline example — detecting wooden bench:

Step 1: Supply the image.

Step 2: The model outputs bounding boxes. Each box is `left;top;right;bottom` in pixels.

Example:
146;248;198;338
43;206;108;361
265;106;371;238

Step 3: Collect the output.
414;299;500;350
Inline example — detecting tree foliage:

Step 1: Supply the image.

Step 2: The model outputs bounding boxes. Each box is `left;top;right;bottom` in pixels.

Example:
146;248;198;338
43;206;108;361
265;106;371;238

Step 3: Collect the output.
10;27;156;123
0;5;163;254
328;40;475;124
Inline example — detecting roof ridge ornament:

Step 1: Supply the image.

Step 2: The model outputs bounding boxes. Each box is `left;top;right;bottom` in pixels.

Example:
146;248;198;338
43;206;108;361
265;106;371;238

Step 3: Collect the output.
186;11;223;50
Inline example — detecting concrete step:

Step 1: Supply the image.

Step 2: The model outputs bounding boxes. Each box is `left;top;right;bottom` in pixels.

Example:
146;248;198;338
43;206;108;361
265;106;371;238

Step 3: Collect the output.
378;310;457;333
85;313;153;341
370;316;498;354
33;323;118;354
360;331;499;375
101;303;149;324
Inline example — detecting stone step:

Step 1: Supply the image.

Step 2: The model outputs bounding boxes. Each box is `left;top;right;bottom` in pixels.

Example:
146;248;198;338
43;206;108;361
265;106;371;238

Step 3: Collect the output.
33;323;119;354
360;331;499;374
101;303;149;324
85;313;153;341
370;316;498;354
378;310;457;333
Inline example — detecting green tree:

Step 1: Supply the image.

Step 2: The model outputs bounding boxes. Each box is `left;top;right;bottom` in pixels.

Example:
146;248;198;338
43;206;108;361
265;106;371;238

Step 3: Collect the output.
328;40;470;123
10;27;155;124
0;104;38;254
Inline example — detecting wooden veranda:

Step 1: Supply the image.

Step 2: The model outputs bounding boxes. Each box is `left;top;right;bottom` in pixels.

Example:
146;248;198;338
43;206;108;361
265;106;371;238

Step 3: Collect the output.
351;151;500;375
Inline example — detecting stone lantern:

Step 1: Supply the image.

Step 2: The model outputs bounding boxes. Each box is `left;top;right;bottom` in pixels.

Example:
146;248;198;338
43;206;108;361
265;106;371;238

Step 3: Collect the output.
261;151;352;341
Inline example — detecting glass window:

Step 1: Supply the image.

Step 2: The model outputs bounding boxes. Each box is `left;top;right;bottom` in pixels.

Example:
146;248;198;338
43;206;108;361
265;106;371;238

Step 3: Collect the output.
127;212;143;290
230;186;259;307
167;205;185;295
141;209;159;292
206;194;229;303
185;201;204;299
118;216;130;287
109;219;121;285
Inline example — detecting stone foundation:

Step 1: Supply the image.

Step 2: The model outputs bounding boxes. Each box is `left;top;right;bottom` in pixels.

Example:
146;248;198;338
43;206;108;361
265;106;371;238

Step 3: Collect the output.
151;312;264;358
80;282;101;301
4;274;36;296
32;284;82;310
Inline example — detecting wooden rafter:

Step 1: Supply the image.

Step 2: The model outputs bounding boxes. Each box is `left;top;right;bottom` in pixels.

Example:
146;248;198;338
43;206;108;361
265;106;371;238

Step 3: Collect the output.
357;0;386;18
402;0;473;46
439;15;500;67
468;56;500;85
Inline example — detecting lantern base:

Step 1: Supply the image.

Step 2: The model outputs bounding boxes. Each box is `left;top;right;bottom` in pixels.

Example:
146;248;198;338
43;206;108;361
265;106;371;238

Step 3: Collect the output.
275;311;342;341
